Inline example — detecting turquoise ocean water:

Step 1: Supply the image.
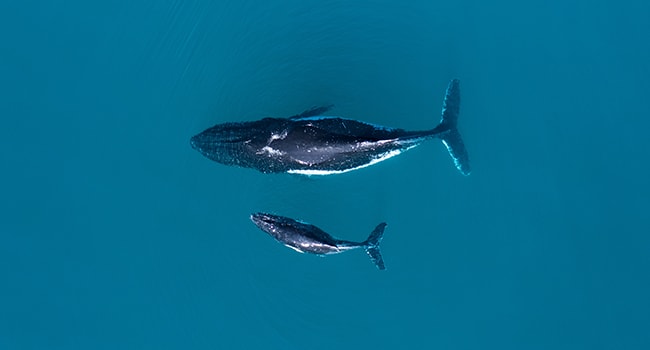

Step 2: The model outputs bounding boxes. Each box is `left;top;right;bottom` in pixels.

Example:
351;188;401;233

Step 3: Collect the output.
1;0;649;349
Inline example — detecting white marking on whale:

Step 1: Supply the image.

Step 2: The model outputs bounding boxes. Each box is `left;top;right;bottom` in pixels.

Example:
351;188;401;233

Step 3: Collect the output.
287;148;407;175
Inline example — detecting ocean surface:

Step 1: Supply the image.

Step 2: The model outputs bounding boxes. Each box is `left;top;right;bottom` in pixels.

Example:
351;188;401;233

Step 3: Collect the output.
1;0;649;349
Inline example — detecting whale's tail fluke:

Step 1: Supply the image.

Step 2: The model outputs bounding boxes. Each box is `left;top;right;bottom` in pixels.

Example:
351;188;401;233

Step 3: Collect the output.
363;223;387;270
431;79;471;176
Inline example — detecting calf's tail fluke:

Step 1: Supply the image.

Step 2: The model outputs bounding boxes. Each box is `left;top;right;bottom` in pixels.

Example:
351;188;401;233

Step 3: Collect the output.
433;79;471;176
363;223;387;270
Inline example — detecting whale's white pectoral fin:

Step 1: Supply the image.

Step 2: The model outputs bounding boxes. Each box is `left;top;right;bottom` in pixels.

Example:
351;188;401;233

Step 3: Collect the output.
285;244;305;254
286;149;406;176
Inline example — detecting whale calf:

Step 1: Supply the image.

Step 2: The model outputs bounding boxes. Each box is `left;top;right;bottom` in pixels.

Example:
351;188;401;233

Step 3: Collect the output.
191;79;470;176
250;213;387;270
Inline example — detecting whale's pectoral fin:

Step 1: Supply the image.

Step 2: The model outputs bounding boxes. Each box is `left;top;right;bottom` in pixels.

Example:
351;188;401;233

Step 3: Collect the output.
289;105;334;119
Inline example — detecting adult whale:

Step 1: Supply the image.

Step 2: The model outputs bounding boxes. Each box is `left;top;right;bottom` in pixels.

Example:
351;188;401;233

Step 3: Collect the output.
190;79;470;175
250;212;387;270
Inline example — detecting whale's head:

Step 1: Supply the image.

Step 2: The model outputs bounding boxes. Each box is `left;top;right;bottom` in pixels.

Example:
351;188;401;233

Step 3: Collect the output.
190;118;289;169
250;212;307;244
190;122;252;159
250;212;284;234
250;212;317;254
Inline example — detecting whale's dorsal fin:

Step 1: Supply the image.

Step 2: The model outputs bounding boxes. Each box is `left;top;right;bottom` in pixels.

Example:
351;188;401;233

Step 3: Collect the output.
289;105;334;119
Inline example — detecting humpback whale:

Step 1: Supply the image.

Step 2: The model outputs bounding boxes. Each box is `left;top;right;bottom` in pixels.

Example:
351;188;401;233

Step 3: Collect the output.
191;79;470;176
250;213;387;270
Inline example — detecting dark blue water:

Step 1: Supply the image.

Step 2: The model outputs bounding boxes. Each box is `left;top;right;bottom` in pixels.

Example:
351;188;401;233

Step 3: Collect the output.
2;1;649;349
